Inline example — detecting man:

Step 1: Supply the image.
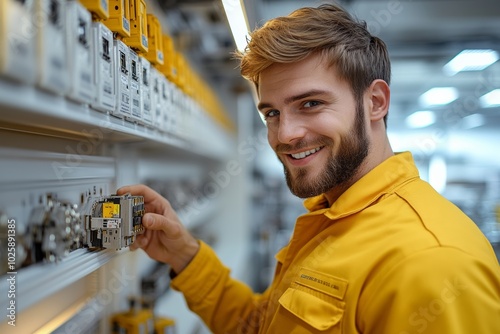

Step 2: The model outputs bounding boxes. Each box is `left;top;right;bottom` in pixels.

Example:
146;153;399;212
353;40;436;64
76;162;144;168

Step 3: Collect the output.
118;3;500;333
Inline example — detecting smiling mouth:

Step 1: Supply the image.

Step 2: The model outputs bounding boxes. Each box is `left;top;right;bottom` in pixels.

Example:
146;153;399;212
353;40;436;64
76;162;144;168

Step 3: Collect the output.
290;147;323;160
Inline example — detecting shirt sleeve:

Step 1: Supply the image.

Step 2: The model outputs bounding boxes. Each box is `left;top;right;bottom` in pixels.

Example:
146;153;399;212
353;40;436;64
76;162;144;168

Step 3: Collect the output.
171;241;269;334
359;246;500;334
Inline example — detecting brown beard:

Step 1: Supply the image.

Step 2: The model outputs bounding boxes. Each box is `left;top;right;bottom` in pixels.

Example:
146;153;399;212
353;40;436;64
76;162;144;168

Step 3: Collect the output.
277;100;369;198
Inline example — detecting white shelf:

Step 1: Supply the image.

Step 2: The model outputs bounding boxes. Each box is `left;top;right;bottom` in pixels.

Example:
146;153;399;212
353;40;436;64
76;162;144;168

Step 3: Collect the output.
0;78;233;161
0;248;126;314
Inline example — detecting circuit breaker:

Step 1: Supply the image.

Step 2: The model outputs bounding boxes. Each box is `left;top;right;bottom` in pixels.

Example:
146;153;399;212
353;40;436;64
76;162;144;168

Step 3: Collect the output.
161;75;173;134
160;34;176;83
0;0;37;84
123;0;148;54
65;0;94;104
35;0;69;94
139;56;153;126
145;14;164;66
79;0;109;21
113;40;132;118
103;0;131;38
128;48;143;123
84;194;144;250
151;67;163;131
90;22;116;112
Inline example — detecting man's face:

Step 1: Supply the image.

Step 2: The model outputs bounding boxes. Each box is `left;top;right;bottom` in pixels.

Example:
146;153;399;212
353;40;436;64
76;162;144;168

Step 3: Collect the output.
257;54;370;198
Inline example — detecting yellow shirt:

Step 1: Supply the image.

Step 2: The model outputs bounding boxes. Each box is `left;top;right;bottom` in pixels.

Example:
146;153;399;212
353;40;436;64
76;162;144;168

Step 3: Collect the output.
172;152;500;333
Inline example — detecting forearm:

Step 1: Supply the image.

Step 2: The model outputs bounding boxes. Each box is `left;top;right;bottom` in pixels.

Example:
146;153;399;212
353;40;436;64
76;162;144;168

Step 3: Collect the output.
171;241;265;334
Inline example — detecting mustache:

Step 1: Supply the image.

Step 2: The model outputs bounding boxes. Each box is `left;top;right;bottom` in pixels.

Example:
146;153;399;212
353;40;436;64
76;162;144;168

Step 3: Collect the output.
275;137;333;154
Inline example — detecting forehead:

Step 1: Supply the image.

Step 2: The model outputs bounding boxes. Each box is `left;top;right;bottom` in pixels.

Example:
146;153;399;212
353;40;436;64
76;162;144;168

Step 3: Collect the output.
257;54;345;102
259;55;327;85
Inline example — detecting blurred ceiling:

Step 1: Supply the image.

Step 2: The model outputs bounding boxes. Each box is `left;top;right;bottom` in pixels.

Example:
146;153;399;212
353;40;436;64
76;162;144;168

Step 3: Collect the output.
155;0;500;164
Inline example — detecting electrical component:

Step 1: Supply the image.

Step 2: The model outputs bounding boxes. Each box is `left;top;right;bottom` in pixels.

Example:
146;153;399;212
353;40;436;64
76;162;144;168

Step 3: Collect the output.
0;212;28;275
0;0;37;84
35;0;69;94
159;74;172;134
157;34;174;83
151;67;163;131
140;56;153;126
28;194;84;263
84;194;144;250
90;22;116;112
123;0;148;54
79;0;109;21
65;0;94;104
112;39;132;118
111;297;176;334
128;48;143;123
111;298;154;334
156;33;176;134
154;317;176;334
102;0;131;38
145;14;164;66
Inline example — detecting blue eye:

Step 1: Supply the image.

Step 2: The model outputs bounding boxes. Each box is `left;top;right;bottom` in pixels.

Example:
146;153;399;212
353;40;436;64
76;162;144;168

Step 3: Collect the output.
304;101;321;108
265;109;280;119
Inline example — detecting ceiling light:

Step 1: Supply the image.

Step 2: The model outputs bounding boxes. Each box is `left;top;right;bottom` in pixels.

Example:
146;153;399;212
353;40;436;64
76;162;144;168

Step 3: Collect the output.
479;89;500;108
461;113;485;129
443;49;499;76
419;87;458;107
221;0;250;52
405;111;436;128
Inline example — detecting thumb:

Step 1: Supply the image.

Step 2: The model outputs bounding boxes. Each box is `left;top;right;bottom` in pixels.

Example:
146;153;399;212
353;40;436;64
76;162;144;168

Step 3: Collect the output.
142;213;182;240
142;213;167;230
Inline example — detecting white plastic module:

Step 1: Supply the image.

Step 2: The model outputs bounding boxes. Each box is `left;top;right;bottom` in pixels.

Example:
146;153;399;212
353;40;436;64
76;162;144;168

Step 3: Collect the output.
0;0;37;84
65;1;94;104
113;39;132;118
159;75;171;134
128;48;142;123
140;56;153;126
150;67;163;131
35;0;68;94
90;22;116;113
171;84;182;138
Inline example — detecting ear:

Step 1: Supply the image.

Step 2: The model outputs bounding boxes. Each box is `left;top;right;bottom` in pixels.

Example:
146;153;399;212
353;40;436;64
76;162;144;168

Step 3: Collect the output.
367;79;390;122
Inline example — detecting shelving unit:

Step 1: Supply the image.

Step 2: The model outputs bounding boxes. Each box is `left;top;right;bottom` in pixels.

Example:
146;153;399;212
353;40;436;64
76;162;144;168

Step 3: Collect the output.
0;63;242;332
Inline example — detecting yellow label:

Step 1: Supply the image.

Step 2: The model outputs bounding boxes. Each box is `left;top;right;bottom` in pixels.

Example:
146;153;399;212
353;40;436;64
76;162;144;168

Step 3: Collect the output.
296;267;348;300
102;202;114;218
113;204;120;216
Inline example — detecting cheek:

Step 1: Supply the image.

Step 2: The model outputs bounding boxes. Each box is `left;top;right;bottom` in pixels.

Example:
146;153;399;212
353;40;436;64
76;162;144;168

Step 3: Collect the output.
266;127;278;147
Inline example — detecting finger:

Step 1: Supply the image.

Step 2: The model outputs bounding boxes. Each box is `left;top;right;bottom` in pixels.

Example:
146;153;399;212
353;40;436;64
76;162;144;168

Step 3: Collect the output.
116;184;155;197
130;234;148;250
117;184;170;214
142;212;182;238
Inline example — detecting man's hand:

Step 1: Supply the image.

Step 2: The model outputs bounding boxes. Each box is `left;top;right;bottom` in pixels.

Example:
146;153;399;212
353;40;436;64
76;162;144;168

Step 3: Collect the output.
117;184;200;274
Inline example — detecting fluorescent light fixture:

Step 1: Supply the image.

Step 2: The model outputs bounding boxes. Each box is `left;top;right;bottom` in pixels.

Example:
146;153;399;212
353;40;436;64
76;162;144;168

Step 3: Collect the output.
221;0;250;52
443;49;499;76
405;110;436;128
479;89;500;108
419;87;458;107
461;113;485;129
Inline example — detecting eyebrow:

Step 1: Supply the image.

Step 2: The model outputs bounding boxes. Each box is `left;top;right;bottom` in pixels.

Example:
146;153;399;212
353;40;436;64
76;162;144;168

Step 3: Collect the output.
257;89;330;112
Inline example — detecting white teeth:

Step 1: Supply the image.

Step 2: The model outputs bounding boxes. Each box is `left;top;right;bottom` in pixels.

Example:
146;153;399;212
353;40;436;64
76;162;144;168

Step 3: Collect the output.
291;147;321;160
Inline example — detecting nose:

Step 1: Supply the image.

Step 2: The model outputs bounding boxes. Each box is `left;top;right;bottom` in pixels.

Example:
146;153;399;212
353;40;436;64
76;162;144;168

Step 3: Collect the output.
276;112;306;144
